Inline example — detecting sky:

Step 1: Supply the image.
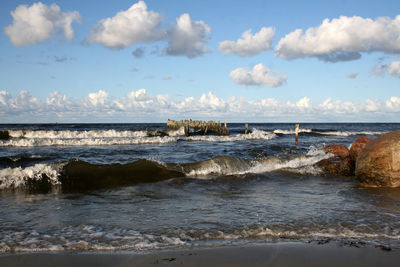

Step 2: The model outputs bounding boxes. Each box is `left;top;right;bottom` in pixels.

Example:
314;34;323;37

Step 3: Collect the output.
0;0;399;123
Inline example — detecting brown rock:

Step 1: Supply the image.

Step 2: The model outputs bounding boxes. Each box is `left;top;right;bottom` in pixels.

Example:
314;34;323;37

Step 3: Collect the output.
317;156;355;176
355;130;400;187
324;144;350;159
349;136;371;162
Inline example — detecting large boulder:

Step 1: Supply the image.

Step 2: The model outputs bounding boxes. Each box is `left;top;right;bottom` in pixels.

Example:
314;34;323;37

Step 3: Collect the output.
349;136;371;161
317;156;354;176
355;130;400;187
324;144;350;158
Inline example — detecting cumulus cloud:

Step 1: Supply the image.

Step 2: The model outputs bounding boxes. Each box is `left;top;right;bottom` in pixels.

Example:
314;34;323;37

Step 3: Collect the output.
219;27;275;57
230;63;287;88
1;90;400;122
371;61;400;77
4;2;81;46
113;89;169;112
386;96;400;112
276;15;400;62
165;13;211;58
86;1;165;49
388;61;400;77
83;90;108;107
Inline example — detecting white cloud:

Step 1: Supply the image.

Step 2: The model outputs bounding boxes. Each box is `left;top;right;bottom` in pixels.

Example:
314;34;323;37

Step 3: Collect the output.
4;2;81;46
296;97;311;109
112;88;168;112
388;61;400;77
364;99;383;112
386;96;400;112
1;90;400;122
230;63;287;88
45;91;72;110
276;15;400;62
165;13;211;58
83;90;108;107
86;1;165;49
219;27;275;57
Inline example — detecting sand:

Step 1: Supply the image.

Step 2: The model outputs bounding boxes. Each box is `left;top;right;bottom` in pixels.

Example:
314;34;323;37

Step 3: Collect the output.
0;242;399;267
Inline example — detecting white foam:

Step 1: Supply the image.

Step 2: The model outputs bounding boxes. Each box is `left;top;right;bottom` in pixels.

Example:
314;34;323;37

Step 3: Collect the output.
0;136;178;147
186;129;276;142
0;164;60;189
316;131;383;136
248;150;329;175
8;129;148;139
184;147;329;177
273;128;312;134
0;226;188;253
167;126;185;136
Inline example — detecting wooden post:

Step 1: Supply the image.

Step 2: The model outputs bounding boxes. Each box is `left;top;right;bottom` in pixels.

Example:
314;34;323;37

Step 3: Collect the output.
295;124;300;145
245;123;249;134
184;121;190;137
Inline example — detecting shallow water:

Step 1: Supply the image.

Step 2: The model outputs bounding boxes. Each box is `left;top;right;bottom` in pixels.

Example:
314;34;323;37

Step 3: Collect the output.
0;123;400;252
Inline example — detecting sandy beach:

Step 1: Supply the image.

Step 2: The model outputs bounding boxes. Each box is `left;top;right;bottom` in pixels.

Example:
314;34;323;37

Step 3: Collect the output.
0;242;399;267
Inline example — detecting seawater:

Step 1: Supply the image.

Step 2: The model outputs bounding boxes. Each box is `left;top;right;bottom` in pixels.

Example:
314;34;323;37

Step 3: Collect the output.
0;123;400;253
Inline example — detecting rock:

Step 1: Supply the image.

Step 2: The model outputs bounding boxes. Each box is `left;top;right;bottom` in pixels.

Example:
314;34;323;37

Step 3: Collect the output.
324;144;350;159
317;156;354;176
355;130;400;187
0;130;10;140
349;136;371;161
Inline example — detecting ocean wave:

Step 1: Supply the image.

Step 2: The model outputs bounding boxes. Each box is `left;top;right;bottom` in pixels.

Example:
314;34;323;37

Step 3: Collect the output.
1;222;398;253
273;128;312;134
0;136;178;147
314;131;384;136
186;128;276;142
272;128;384;136
0;128;276;147
7;129;149;139
0;164;60;190
181;147;329;177
0;226;188;253
0;147;331;191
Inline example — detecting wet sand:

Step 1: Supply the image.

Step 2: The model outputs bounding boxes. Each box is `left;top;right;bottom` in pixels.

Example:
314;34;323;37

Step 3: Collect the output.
0;242;399;267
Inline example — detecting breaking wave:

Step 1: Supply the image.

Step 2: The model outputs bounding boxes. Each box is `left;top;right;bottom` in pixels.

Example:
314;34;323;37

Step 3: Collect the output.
272;128;384;136
0;148;330;191
1;222;398;253
314;131;384;136
182;147;329;176
0;128;276;147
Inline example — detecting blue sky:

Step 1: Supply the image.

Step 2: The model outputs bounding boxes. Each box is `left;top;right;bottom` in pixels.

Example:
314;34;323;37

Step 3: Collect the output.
0;0;399;122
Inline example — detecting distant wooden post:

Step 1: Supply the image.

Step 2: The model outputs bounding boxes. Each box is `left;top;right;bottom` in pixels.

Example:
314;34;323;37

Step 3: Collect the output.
184;121;190;136
245;124;249;134
295;124;300;145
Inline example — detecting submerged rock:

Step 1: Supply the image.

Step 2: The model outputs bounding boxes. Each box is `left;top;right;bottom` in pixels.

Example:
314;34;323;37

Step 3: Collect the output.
317;156;354;176
349;136;371;161
0;130;10;140
356;130;400;187
323;144;350;158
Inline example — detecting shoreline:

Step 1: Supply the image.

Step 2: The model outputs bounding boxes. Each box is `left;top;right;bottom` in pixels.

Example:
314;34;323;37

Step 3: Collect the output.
1;242;399;267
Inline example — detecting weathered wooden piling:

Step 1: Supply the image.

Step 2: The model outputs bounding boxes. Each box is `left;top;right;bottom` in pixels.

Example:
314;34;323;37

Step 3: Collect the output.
295;124;300;145
184;121;190;136
245;124;249;134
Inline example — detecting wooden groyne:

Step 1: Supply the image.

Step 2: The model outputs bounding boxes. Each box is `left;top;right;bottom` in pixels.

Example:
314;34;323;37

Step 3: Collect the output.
167;119;230;136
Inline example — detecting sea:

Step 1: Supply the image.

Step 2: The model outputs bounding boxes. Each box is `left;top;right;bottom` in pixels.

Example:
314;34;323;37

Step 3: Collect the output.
1;122;400;253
